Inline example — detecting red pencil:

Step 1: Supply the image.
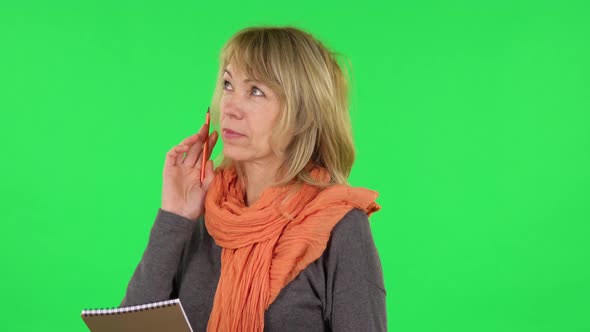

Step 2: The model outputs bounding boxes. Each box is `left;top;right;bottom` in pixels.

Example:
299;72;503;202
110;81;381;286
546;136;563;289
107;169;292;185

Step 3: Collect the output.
200;107;210;183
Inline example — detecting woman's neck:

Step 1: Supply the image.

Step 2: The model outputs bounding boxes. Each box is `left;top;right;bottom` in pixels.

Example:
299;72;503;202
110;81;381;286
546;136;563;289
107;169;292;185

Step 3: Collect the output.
241;158;283;207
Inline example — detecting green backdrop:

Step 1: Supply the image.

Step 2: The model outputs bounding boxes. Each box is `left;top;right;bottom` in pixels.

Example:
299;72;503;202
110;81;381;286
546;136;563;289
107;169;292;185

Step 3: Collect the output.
1;1;588;331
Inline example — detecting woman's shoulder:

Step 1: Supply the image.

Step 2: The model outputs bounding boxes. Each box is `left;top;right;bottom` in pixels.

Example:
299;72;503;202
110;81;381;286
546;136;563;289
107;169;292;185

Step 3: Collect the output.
324;207;376;259
329;208;372;243
323;207;386;292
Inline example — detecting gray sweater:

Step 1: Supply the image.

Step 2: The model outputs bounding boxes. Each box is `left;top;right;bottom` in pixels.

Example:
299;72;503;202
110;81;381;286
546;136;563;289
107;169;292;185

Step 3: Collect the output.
120;207;387;331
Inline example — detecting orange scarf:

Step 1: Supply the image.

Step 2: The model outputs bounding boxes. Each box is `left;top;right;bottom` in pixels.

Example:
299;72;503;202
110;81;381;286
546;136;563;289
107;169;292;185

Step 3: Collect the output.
204;164;380;331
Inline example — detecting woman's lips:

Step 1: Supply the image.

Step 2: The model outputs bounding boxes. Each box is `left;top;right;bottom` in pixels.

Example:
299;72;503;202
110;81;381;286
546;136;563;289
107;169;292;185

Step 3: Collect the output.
222;128;245;139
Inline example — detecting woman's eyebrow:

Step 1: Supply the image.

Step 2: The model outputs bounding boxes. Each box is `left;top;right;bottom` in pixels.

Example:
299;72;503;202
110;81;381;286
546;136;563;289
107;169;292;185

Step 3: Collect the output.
224;69;261;83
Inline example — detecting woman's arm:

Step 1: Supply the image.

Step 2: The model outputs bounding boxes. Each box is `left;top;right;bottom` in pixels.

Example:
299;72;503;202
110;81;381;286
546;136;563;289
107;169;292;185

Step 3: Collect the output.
325;208;388;331
119;208;198;307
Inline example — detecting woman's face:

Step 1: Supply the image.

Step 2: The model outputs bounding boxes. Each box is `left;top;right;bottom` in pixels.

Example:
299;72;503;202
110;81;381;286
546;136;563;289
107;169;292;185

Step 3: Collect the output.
219;63;283;164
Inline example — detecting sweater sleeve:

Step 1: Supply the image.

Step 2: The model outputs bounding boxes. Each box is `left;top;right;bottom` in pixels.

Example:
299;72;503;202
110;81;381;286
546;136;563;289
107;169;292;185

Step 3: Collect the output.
325;208;388;332
119;208;198;307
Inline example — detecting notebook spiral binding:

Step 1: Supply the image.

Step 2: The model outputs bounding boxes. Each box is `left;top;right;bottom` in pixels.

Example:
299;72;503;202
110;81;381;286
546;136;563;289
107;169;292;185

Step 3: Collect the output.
81;298;180;317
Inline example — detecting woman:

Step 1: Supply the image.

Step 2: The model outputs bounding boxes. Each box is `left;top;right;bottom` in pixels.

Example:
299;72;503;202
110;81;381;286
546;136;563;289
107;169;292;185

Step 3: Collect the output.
120;25;387;331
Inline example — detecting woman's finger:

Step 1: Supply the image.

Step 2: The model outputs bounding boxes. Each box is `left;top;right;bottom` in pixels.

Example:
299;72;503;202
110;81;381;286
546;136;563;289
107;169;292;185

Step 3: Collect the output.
174;145;189;166
202;159;215;191
182;124;209;167
165;144;188;167
204;130;219;161
193;130;218;170
179;123;207;146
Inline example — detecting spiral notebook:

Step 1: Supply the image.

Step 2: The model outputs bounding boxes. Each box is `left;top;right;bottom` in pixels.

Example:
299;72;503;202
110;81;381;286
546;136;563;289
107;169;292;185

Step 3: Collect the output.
81;298;193;332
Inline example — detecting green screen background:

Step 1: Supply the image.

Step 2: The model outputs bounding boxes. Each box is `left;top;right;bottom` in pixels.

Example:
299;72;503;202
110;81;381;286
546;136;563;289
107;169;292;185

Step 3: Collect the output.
1;1;588;331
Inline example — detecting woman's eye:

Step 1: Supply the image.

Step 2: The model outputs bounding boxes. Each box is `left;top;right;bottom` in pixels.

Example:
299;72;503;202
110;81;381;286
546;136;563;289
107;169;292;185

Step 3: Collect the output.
252;87;264;96
222;79;265;97
222;80;232;90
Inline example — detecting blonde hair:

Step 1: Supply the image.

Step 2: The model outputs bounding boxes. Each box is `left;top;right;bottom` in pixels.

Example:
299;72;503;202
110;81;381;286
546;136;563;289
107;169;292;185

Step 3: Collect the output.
209;25;355;192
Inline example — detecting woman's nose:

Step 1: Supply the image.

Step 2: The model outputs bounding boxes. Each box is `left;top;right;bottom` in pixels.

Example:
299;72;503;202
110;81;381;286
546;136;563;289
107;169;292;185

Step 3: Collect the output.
222;95;245;119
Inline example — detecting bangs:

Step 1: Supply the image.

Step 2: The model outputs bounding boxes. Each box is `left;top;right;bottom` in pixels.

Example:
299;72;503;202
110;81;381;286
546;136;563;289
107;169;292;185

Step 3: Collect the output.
220;29;284;96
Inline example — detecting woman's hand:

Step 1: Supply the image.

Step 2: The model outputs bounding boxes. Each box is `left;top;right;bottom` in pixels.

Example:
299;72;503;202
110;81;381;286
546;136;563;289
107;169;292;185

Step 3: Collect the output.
161;123;219;222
